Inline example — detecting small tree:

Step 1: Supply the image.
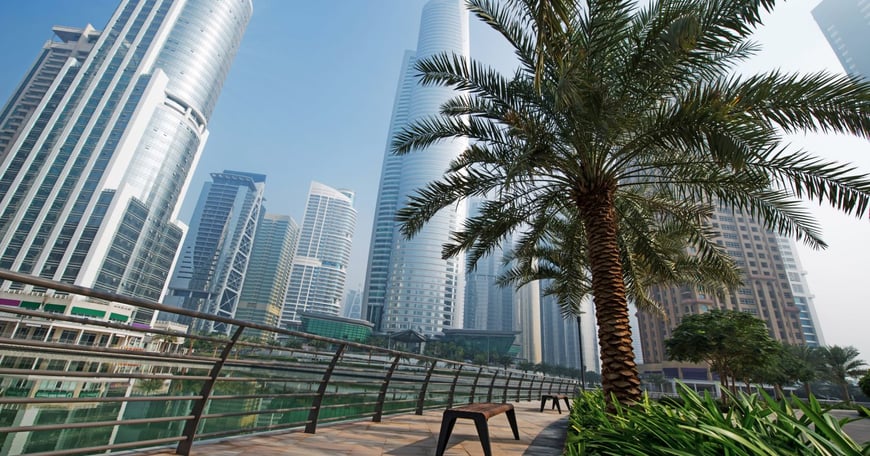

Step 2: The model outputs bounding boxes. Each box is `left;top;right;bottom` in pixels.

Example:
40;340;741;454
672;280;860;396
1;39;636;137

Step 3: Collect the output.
859;371;870;399
666;310;778;396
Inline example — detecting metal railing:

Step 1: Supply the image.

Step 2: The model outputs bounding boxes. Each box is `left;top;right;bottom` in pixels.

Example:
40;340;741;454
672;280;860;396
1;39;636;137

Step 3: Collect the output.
0;269;577;456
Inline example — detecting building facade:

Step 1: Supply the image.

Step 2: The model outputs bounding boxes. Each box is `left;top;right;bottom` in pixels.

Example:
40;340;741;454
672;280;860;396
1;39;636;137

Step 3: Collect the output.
282;182;356;326
0;0;252;325
235;213;299;338
638;207;811;378
361;0;469;336
162;170;265;334
813;0;870;78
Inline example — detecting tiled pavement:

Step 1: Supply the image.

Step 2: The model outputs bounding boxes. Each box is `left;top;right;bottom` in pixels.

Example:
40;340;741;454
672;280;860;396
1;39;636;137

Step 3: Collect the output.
132;401;569;456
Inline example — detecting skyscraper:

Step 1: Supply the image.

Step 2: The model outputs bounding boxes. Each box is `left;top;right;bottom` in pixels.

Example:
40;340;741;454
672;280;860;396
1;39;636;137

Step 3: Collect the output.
813;0;870;78
235;213;299;339
163;170;265;334
362;0;469;336
282;182;356;326
638;207;811;379
0;0;252;325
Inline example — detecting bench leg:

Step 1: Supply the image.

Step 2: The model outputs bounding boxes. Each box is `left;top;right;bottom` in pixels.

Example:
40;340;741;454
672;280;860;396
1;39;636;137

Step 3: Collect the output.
563;397;572;412
506;407;520;440
435;415;457;456
553;399;562;414
472;416;492;456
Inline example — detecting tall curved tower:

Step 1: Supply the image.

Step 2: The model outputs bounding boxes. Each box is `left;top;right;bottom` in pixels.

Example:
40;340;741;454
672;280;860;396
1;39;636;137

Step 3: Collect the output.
283;182;357;326
362;0;469;336
0;0;252;325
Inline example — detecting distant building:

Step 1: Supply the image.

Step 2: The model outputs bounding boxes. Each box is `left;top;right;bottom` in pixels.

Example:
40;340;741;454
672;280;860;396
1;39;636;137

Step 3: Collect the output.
813;0;870;78
342;288;362;320
362;0;469;336
777;237;825;346
638;207;813;379
163;171;266;335
235;213;299;340
0;0;251;326
282;182;356;326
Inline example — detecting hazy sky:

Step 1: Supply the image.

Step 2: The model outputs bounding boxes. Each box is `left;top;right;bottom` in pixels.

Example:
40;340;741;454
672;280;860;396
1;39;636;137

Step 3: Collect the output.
0;1;867;362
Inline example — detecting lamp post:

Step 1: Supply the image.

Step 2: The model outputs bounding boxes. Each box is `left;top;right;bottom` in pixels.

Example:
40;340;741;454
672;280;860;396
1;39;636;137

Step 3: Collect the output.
576;315;586;391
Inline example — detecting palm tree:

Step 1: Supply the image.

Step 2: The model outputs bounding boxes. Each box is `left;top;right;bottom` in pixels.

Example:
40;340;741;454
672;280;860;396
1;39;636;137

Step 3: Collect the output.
817;345;867;403
393;0;870;407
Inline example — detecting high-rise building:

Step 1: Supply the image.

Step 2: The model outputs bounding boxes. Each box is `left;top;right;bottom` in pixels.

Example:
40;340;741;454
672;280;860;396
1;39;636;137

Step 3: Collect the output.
282;182;356;326
638;207;810;379
362;0;469;336
777;237;825;346
0;0;252;325
813;0;870;78
163;171;265;335
514;281;542;364
235;213;299;339
539;290;602;373
342;287;362;320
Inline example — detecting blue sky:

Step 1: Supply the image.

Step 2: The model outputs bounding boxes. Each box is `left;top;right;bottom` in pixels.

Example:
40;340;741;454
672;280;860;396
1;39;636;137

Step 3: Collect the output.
1;1;868;360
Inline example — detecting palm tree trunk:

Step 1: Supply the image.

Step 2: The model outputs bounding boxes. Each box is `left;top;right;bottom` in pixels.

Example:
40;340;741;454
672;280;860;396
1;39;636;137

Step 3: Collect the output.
577;187;642;408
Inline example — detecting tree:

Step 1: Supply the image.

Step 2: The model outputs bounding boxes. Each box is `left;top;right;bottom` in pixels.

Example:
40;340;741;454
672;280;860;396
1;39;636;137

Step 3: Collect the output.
816;345;867;403
392;0;870;407
745;342;817;399
666;310;779;395
859;371;870;399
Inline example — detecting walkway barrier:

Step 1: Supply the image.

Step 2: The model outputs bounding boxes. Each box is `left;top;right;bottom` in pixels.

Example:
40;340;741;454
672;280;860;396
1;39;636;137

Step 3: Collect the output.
0;269;577;455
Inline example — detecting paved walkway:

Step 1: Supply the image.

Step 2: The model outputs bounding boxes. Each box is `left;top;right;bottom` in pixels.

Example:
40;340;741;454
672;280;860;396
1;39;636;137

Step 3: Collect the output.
133;401;569;456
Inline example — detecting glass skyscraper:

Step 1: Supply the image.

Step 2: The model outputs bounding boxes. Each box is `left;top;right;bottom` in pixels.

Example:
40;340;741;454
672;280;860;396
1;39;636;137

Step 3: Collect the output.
282;182;356;326
0;0;252;325
163;170;265;335
813;0;870;78
362;0;469;336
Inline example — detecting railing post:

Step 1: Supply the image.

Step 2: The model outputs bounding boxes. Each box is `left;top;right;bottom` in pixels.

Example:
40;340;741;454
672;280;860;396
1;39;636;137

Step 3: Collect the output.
528;376;535;401
373;354;401;422
548;378;555;394
537;375;545;399
176;325;245;455
447;364;463;409
415;360;437;415
487;370;498;403
503;372;512;403
469;366;483;403
516;374;524;402
304;343;347;433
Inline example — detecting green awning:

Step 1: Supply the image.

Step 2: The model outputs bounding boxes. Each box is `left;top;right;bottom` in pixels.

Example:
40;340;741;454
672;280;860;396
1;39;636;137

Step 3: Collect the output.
20;301;41;310
108;313;129;322
70;307;106;318
44;304;66;313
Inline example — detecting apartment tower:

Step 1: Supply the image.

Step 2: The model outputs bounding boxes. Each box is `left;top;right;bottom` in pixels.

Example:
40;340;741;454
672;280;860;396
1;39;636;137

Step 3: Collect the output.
0;0;252;325
638;208;813;379
282;182;356;326
361;0;469;336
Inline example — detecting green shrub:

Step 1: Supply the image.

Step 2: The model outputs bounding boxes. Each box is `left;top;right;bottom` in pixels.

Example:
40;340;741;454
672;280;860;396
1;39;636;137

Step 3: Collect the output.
859;372;870;398
566;384;869;455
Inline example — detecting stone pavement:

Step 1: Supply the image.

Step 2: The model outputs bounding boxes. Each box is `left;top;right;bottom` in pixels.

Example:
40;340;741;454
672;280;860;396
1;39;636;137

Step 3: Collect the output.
132;401;569;456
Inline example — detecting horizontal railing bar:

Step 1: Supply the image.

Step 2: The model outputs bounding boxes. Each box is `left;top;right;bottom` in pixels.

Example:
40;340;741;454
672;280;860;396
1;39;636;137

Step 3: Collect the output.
24;436;186;456
0;395;202;404
0;414;193;433
0;338;221;365
0;368;212;380
206;392;318;401
194;420;312;441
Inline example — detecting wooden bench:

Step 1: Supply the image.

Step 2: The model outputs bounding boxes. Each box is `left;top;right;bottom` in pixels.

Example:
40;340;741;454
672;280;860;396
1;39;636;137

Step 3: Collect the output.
435;402;520;456
540;394;572;414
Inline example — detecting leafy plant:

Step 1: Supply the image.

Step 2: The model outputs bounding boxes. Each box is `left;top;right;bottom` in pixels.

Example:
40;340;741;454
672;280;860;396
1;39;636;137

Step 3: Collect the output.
566;385;869;455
